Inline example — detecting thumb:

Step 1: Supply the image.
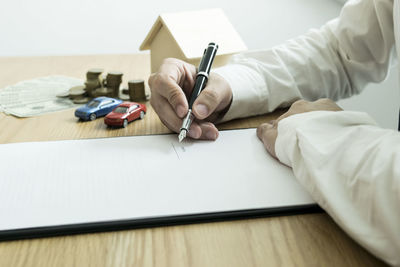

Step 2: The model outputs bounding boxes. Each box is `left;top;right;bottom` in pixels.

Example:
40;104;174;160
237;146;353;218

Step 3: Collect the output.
192;73;232;120
257;123;278;158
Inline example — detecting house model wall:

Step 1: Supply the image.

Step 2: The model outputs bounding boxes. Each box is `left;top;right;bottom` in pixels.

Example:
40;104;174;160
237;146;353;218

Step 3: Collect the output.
140;9;248;73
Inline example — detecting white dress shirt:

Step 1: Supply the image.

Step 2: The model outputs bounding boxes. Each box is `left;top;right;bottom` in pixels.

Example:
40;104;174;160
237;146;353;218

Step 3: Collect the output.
214;0;400;265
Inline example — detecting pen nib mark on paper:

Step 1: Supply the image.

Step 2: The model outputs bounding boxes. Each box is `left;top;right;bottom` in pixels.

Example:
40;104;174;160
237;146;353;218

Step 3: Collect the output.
171;142;180;160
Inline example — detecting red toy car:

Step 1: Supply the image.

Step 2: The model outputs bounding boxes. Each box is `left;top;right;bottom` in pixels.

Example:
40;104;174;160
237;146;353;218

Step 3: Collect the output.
104;102;146;128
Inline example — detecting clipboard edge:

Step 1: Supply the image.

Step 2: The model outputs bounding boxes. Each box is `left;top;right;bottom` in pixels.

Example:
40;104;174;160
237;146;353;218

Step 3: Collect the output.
0;204;322;242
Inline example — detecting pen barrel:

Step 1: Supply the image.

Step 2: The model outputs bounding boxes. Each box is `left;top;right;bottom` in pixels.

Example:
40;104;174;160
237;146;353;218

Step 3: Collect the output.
198;43;218;74
188;43;218;109
189;76;207;108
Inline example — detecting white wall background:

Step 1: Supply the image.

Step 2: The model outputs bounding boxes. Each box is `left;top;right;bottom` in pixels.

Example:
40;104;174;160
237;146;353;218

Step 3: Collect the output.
0;0;398;129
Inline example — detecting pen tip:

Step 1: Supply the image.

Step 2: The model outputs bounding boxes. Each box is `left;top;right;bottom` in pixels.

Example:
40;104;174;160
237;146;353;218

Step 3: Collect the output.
178;130;186;143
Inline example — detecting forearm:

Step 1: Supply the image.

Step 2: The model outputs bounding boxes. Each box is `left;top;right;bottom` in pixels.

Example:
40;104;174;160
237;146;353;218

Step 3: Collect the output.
214;28;347;121
275;111;400;266
214;0;395;122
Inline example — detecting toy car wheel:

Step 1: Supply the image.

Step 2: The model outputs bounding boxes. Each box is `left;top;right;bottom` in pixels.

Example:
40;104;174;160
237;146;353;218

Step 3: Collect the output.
123;119;128;128
139;111;145;119
89;113;96;121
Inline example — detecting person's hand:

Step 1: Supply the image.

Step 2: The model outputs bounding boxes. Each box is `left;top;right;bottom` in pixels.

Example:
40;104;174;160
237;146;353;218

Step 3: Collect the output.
149;58;232;140
257;98;343;158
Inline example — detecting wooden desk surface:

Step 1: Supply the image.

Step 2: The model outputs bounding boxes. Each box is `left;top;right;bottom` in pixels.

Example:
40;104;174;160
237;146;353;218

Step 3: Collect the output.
0;54;384;267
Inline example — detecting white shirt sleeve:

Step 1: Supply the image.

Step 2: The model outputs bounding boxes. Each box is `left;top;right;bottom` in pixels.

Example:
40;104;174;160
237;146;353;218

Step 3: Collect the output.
275;111;400;266
213;0;395;122
212;0;399;264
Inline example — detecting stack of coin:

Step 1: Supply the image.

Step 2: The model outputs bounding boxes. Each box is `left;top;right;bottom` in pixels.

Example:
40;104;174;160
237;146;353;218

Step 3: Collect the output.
68;85;90;104
73;97;91;104
128;79;146;101
85;68;104;97
106;71;123;98
56;90;71;98
61;69;146;106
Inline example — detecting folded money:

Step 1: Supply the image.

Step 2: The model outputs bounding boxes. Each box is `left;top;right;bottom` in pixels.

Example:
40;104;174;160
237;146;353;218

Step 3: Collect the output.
0;76;83;117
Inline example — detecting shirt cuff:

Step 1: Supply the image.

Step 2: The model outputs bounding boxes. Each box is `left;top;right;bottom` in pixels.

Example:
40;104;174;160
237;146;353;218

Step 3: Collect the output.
213;64;268;122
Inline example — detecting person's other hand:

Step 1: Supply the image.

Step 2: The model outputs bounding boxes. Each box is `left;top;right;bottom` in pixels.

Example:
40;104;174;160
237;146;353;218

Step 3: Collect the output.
257;98;343;158
149;58;232;140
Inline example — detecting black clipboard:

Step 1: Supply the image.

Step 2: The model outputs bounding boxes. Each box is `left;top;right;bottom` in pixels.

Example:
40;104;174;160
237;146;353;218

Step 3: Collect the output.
0;204;322;242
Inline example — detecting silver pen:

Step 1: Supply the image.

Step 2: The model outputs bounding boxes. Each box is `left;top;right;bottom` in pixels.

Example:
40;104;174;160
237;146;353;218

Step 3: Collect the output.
178;42;218;142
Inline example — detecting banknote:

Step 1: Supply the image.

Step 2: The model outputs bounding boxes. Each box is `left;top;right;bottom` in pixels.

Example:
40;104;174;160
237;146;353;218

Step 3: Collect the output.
0;76;83;117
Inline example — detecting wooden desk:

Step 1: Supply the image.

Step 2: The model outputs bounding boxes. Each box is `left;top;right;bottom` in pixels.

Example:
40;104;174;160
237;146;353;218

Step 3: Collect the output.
0;54;385;266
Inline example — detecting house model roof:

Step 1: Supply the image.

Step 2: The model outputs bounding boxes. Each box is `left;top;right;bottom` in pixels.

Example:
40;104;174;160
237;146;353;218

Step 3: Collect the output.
139;8;247;59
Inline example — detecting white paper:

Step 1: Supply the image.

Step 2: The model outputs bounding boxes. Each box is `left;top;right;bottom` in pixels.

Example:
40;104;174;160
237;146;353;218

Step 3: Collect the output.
0;129;315;231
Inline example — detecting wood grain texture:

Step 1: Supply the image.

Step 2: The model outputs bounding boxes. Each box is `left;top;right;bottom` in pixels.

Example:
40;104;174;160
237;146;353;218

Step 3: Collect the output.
0;54;385;266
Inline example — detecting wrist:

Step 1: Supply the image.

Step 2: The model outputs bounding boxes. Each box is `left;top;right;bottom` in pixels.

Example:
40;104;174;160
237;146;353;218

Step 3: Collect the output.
213;64;268;122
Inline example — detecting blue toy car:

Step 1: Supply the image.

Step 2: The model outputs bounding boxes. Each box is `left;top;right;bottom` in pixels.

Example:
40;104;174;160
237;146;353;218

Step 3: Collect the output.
75;97;123;121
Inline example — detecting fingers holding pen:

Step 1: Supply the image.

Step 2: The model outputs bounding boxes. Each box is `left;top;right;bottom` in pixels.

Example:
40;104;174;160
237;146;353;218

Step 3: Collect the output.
148;58;198;120
149;73;188;118
148;52;229;142
150;92;202;139
148;80;219;141
197;122;219;140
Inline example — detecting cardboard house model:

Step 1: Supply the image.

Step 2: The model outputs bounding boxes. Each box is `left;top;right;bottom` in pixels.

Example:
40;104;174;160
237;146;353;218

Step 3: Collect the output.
139;8;248;72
